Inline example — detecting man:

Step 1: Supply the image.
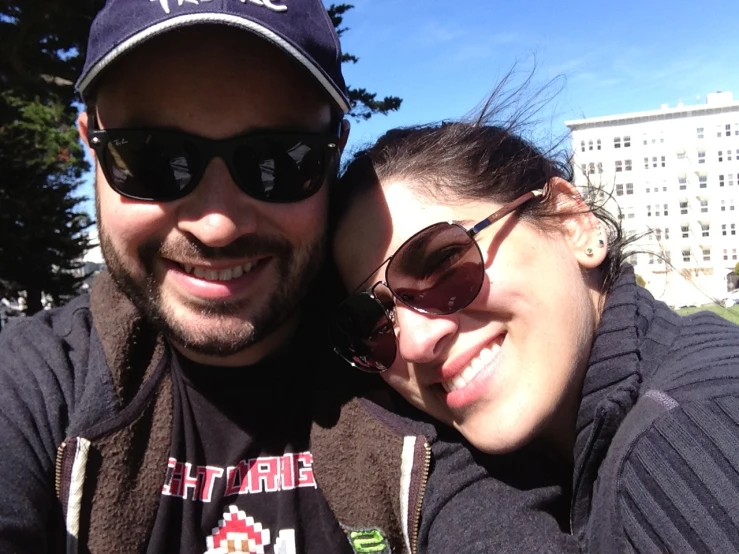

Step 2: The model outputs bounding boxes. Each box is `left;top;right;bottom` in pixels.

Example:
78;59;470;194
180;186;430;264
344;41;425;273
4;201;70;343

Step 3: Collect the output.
0;1;581;553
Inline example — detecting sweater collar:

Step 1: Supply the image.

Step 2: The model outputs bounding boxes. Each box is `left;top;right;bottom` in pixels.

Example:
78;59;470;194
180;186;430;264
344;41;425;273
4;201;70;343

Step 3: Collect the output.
570;265;654;535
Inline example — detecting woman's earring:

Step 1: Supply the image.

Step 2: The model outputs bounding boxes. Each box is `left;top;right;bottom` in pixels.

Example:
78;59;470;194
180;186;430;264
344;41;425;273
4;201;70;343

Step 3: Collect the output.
586;247;594;256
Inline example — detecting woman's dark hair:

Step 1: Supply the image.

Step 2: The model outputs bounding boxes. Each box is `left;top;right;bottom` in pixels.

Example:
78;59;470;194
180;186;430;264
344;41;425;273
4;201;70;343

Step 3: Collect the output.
332;89;627;294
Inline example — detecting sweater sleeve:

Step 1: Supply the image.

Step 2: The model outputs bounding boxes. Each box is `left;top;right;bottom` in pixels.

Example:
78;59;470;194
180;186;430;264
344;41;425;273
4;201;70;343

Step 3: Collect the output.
614;396;739;553
419;435;580;553
0;314;82;552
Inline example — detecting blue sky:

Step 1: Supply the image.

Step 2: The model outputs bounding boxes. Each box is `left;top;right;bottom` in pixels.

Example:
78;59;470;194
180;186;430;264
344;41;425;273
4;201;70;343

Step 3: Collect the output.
341;0;739;152
78;0;739;218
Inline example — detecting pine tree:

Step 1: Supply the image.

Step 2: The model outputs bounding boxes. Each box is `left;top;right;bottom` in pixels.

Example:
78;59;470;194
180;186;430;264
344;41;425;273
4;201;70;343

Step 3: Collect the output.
0;0;98;314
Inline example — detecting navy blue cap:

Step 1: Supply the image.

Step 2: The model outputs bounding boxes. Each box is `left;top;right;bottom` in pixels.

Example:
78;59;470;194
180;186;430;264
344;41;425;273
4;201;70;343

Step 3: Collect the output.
76;0;350;113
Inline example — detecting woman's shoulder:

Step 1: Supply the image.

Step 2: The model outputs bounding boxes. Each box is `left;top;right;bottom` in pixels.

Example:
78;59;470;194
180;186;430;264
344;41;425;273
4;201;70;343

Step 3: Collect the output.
590;390;739;552
647;301;739;396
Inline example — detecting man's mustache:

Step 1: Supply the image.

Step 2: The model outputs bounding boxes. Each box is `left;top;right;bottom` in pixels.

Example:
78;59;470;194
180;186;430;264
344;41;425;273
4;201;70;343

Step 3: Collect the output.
151;234;293;262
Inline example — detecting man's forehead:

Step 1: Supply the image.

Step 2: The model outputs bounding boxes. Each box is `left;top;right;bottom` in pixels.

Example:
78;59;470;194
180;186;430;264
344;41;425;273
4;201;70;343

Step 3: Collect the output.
94;28;333;134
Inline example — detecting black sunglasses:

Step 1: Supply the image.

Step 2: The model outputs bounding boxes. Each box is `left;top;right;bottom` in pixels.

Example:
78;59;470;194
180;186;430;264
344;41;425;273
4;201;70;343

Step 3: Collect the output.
328;189;544;372
88;118;339;203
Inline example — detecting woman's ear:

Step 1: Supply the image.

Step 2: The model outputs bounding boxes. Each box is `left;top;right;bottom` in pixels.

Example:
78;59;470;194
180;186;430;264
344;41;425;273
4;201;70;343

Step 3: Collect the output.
548;177;607;269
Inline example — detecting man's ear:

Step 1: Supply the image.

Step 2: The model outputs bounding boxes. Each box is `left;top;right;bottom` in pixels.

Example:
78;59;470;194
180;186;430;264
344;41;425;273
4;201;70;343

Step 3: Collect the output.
338;118;351;155
77;110;94;157
548;177;607;269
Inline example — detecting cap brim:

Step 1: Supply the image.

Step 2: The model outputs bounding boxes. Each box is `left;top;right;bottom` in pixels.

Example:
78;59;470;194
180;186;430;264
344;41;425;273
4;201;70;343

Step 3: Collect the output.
77;12;350;113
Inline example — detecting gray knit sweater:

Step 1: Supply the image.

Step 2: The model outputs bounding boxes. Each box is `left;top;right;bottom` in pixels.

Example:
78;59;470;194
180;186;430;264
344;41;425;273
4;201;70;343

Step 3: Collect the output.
572;266;739;553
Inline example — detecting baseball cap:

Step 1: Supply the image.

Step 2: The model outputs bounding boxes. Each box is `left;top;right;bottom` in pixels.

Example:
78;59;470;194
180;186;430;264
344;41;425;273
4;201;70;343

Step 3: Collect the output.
76;0;351;113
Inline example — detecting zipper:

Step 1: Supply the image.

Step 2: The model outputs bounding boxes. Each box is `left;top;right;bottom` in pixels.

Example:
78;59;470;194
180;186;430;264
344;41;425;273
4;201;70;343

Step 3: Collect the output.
410;440;431;554
55;440;67;498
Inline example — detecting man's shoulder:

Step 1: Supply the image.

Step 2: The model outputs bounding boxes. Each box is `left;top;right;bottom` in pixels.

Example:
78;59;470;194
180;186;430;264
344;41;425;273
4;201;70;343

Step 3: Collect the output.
0;293;95;384
1;293;93;345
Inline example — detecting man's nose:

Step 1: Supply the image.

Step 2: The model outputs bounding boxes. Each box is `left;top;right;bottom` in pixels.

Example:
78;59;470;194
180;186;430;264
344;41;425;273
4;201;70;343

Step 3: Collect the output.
395;305;459;365
176;158;259;247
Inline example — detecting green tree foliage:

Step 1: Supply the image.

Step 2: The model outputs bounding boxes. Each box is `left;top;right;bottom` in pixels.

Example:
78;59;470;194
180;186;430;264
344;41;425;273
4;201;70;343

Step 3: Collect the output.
635;274;647;288
734;262;739;275
327;3;402;120
0;0;97;314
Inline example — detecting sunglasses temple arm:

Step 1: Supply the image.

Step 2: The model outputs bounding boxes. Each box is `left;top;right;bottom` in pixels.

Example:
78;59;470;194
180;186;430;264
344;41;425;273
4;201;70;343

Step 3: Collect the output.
468;188;545;238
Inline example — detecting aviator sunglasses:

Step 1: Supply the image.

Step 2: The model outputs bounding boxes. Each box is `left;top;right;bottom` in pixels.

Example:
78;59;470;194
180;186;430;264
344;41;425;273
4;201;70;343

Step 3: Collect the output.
87;114;340;203
329;188;544;372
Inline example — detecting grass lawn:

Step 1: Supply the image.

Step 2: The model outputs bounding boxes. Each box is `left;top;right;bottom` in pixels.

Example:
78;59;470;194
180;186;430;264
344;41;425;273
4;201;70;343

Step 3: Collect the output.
677;304;739;325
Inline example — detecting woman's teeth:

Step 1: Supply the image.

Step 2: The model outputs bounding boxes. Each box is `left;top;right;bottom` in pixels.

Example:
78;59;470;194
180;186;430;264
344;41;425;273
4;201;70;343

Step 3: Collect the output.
443;341;502;393
182;262;255;282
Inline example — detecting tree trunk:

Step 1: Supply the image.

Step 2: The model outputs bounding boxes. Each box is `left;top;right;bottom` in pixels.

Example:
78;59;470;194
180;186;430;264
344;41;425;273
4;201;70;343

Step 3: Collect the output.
25;286;43;315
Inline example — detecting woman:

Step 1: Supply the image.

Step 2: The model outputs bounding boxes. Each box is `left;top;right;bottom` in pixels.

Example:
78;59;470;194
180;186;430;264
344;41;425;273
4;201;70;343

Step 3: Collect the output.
329;115;739;552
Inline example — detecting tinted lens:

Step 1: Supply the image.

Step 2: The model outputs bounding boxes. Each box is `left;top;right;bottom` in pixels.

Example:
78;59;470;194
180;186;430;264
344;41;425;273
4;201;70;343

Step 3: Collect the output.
387;223;484;314
329;293;396;372
233;136;329;203
102;130;198;200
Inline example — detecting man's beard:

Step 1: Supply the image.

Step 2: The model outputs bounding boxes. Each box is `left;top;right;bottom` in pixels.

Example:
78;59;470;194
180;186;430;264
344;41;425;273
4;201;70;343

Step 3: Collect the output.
97;204;325;358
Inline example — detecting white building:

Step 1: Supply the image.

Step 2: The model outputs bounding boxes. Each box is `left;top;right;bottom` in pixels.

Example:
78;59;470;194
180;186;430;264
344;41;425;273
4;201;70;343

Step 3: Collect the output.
566;91;739;307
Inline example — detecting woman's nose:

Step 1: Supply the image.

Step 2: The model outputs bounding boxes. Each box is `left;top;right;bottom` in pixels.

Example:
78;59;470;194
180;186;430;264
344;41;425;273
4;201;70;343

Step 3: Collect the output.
394;305;459;364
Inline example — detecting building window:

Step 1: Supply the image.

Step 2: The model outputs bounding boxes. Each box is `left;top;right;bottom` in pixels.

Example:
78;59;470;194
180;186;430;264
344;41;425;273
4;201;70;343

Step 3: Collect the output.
625;159;632;171
626;183;634;195
720;174;725;187
723;224;728;236
729;174;735;186
732;200;736;211
734;249;738;261
597;162;603;174
698;175;707;188
614;137;621;149
697;127;704;139
703;249;711;262
727;124;732;137
647;205;652;217
615;184;624;196
724;249;729;261
580;140;585;152
680;201;688;215
665;227;670;240
589;162;596;175
719;151;723;162
729;150;734;161
700;199;708;213
679;175;687;190
682;250;690;263
648;254;655;265
677;151;686;160
733;224;737;236
663;203;669;216
588;140;593;151
596;139;601;151
624;136;631;148
681;225;689;238
614;161;622;172
655;229;662;241
652;156;658;168
721;200;726;212
661;156;666;167
698;151;706;164
701;224;710;237
644;157;649;170
627;208;635;219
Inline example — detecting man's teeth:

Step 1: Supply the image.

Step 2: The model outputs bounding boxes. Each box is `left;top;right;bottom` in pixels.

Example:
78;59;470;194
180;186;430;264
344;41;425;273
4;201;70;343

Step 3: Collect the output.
442;342;502;393
182;262;255;281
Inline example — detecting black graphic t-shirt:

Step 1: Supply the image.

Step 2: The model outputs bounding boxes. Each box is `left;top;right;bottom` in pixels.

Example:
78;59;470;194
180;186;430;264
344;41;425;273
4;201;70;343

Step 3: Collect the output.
146;351;354;554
